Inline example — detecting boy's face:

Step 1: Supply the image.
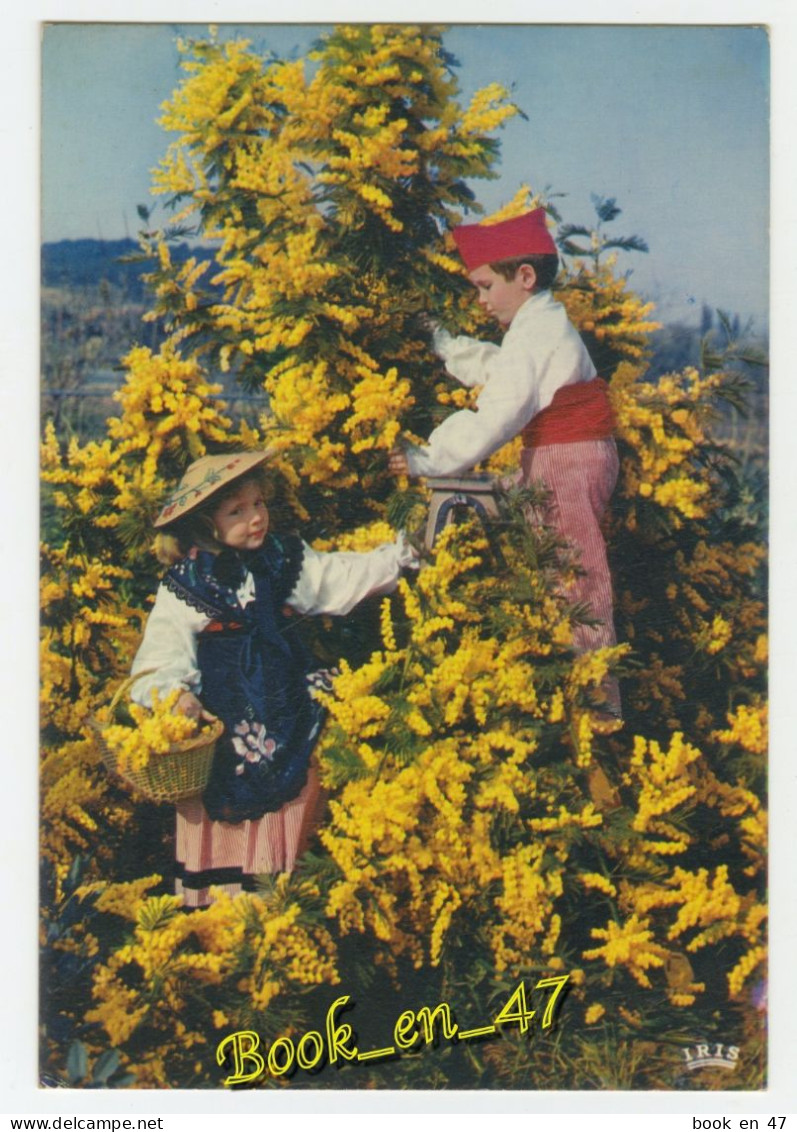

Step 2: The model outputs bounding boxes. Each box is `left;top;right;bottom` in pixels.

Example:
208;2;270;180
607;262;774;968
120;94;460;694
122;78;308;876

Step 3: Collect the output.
212;479;270;551
468;263;536;327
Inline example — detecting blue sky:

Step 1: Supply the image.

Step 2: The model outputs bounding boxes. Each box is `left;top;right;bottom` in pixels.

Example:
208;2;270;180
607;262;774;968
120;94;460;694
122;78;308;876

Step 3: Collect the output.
42;22;769;328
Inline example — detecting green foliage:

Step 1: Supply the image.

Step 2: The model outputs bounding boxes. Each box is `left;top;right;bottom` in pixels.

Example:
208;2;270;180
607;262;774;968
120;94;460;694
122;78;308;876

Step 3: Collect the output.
558;194;649;266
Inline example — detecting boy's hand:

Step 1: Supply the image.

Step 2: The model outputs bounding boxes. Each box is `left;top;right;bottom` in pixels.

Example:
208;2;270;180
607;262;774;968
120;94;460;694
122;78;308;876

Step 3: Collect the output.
176;691;217;723
388;447;411;476
403;524;432;562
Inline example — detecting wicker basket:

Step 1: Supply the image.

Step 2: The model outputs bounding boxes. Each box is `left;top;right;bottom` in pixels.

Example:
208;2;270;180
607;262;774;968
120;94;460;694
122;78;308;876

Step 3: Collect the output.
93;673;223;804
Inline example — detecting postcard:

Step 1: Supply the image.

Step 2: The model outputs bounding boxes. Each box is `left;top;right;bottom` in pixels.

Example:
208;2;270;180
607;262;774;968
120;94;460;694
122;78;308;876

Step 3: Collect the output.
8;5;795;1120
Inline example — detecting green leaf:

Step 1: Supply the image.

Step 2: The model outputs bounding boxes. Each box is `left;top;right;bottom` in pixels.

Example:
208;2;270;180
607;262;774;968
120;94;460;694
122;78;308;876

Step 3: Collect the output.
558;240;592;258
66;854;85;894
92;1048;121;1084
591;194;622;223
66;1040;88;1085
557;224;592;241
137;894;180;933
601;235;649;255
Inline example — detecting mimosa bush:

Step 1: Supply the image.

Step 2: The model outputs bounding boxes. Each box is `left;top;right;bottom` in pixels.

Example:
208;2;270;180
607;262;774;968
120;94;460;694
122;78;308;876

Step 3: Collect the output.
39;25;766;1090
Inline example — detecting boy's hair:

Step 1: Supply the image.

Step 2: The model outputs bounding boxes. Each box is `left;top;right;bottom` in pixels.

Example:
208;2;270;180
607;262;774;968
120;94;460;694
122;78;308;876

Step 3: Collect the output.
155;468;272;566
489;253;559;292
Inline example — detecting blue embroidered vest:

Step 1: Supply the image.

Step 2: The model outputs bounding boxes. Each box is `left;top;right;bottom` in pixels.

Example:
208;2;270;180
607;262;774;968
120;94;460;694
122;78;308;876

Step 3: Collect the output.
164;534;324;823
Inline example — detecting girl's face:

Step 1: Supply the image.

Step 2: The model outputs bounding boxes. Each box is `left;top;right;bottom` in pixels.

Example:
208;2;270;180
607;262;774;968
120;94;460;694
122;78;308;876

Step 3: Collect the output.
212;479;269;551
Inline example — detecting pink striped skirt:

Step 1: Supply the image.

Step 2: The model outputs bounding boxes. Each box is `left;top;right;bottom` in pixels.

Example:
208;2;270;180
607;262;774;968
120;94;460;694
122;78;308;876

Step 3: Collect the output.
174;763;323;908
519;438;621;715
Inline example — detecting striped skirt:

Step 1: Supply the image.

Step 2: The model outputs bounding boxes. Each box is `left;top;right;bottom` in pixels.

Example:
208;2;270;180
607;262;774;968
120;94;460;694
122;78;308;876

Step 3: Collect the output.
174;763;323;908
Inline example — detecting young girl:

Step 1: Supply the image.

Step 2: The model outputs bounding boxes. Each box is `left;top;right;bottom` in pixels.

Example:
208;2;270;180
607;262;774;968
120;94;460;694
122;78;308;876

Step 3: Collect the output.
130;450;417;907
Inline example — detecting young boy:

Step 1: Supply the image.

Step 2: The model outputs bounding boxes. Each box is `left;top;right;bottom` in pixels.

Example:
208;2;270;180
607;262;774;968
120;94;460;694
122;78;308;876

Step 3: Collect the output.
389;207;621;721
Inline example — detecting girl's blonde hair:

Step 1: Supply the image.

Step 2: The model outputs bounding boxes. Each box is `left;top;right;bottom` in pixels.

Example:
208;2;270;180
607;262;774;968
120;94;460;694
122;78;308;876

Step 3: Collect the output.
154;468;272;566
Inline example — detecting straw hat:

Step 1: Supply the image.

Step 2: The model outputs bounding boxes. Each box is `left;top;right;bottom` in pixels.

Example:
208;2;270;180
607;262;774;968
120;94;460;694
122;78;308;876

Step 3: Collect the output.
154;451;272;529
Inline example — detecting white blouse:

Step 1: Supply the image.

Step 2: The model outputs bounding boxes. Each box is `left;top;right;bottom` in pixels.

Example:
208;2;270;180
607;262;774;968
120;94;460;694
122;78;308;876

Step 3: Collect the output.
405;290;597;478
130;535;416;707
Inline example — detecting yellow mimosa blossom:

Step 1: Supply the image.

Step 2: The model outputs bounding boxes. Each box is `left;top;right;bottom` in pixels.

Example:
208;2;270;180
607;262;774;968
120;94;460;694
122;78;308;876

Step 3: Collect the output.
712;703;767;754
100;688;206;774
585;1003;606;1024
583;914;669;988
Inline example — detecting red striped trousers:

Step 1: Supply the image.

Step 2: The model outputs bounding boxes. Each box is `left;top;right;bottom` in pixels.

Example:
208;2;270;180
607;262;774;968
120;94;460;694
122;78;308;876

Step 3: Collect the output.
519;437;621;715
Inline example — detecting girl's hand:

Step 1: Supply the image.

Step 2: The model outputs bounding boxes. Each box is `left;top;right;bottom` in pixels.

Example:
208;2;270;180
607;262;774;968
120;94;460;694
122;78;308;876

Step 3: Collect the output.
176;691;217;723
388;447;410;476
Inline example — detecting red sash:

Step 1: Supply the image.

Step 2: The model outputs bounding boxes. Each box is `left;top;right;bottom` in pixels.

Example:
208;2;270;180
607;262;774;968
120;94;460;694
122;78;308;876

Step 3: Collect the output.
521;377;615;448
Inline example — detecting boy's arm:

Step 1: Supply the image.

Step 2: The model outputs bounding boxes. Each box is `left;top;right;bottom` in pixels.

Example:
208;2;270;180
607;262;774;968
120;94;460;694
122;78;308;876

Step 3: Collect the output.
405;330;542;478
287;534;418;617
432;326;501;388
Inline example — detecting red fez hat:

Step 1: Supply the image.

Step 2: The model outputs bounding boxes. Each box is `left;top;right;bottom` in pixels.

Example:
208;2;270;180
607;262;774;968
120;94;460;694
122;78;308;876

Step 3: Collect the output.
452;208;557;271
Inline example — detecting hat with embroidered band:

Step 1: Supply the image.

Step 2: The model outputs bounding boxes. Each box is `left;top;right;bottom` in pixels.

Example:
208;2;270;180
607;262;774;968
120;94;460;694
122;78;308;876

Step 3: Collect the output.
452;207;558;272
154;451;272;529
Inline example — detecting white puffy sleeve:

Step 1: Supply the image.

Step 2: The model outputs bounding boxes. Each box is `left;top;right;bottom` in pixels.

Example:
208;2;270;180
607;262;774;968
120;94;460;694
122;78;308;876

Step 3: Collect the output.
130;585;209;707
432;326;501;388
407;298;596;479
287;534;418;617
406;325;542;478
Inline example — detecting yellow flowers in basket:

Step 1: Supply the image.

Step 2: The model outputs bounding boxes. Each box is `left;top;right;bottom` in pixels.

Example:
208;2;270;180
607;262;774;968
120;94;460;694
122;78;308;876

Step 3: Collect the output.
93;675;223;803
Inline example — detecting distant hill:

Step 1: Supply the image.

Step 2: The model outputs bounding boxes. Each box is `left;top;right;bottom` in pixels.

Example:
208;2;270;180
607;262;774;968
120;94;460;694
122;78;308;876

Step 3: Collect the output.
41;238;203;300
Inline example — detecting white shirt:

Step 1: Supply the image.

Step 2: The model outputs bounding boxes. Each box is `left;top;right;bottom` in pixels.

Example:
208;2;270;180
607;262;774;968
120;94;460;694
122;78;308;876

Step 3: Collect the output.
405;290;596;478
130;535;416;707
